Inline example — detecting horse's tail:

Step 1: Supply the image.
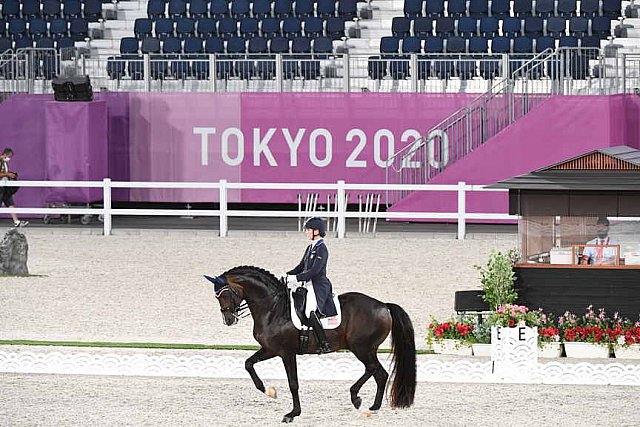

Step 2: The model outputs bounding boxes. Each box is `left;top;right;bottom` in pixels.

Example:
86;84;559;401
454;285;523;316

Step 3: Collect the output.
386;303;416;408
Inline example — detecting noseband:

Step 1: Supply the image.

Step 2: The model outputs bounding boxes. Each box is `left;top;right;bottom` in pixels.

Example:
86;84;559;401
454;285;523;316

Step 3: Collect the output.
205;275;249;321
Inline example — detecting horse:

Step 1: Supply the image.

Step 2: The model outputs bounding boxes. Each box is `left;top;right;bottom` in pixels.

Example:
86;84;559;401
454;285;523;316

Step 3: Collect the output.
206;265;416;423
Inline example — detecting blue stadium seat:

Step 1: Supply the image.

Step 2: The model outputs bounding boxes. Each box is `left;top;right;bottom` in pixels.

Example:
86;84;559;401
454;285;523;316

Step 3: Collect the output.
189;0;209;19
579;0;599;16
580;35;600;50
490;36;511;53
557;0;577;17
568;16;588;37
426;0;444;17
147;0;166;19
184;36;204;53
512;36;533;53
388;55;409;79
524;16;543;38
479;16;498;38
197;18;217;39
204;36;225;53
291;36;311;53
558;35;578;47
22;0;42;20
63;0;82;19
312;36;333;57
446;36;466;53
535;0;554;18
210;0;230;18
325;16;345;40
379;36;399;53
155;17;175;41
490;0;510;18
0;20;7;39
0;38;13;54
231;0;251;18
602;0;622;18
261;17;282;38
413;17;433;38
169;0;188;19
316;0;336;18
479;54;501;79
226;35;246;54
535;36;555;52
248;36;273;79
303;17;323;38
337;0;357;21
69;17;89;41
164;36;183;54
591;16;611;39
403;0;423;18
424;36;444;53
435;17;454;37
142;36;162;53
248;36;268;53
252;0;272;19
28;18;48;40
240;17;259;39
176;17;196;39
457;17;478;38
1;0;21;20
134;18;153;40
55;36;74;51
269;35;290;52
546;17;566;38
401;36;421;53
513;0;533;17
447;0;466;18
274;0;293;18
468;35;488;53
294;0;314;18
49;18;69;39
282;17;301;39
502;17;522;38
8;19;27;41
468;0;488;17
84;0;104;22
218;17;238;39
15;37;33;50
293;38;315;78
392;17;410;38
35;37;55;50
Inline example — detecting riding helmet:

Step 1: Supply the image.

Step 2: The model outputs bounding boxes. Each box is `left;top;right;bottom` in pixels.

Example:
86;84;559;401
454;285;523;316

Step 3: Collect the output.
303;217;326;236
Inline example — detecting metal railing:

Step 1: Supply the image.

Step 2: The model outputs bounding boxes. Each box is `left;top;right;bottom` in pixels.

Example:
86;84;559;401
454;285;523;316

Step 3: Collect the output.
0;178;513;239
383;47;600;205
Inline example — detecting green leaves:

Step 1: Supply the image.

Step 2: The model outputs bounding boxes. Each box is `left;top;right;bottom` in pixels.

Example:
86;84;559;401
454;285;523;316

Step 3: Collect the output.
474;249;519;311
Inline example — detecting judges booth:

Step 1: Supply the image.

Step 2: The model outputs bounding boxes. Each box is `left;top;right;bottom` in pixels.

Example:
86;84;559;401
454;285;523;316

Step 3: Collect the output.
489;146;640;320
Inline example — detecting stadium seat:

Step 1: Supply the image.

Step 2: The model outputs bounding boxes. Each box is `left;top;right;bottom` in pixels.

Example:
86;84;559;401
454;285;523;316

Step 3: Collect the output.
15;37;33;50
401;36;421;53
602;0;622;18
326;17;345;40
457;17;478;38
204;36;225;53
142;36;162;54
184;36;204;53
535;0;554;18
56;36;75;51
231;0;251;18
196;18;217;39
147;0;167;19
292;36;317;79
107;56;126;79
535;36;555;52
0;21;7;39
413;17;433;39
337;0;357;21
380;36;400;54
490;36;511;53
240;17;259;39
169;0;188;19
274;0;293;18
69;17;89;41
446;36;466;53
226;36;248;78
468;0;488;17
512;36;533;54
176;17;196;39
36;37;56;50
22;0;42;20
513;0;533;17
579;0;599;16
291;36;311;53
558;35;578;47
269;35;290;52
591;16;611;39
261;17;282;38
490;0;510;19
502;17;522;38
164;36;183;54
294;0;314;18
524;16;543;38
120;37;140;55
435;17;454;38
403;0;423;18
210;0;230;18
468;35;488;53
84;0;104;22
134;18;153;40
316;0;336;18
312;36;333;57
0;38;13;54
189;0;209;19
426;0;445;17
8;19;27;41
546;17;567;39
63;0;82;19
28;18;48;40
447;0;466;18
424;36;444;53
1;0;21;21
252;0;272;19
568;16;588;38
283;17;302;39
155;18;175;41
248;36;273;79
557;0;577;17
218;17;238;40
479;16;498;38
49;18;69;40
392;17;411;39
303;17;323;38
367;55;386;80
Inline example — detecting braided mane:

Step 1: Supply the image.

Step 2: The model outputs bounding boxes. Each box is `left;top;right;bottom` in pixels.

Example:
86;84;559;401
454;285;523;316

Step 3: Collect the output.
222;265;287;295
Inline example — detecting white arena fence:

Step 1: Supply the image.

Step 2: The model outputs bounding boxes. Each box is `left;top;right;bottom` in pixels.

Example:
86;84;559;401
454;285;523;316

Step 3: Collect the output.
0;179;516;239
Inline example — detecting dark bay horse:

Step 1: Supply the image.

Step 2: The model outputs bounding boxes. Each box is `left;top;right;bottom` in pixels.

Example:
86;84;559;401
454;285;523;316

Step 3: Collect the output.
206;265;416;423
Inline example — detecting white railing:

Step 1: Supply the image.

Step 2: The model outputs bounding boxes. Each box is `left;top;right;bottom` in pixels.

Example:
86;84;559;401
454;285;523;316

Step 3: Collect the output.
0;179;515;239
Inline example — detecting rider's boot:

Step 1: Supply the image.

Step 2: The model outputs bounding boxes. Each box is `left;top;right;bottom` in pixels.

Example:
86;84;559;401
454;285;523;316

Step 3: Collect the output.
292;286;308;325
308;311;331;354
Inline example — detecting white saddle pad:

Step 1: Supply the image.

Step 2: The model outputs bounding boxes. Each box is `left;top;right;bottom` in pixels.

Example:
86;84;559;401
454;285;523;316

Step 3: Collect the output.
288;284;342;330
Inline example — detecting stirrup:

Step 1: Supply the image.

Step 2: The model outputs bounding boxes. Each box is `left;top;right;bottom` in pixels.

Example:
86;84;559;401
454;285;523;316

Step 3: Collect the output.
317;341;331;354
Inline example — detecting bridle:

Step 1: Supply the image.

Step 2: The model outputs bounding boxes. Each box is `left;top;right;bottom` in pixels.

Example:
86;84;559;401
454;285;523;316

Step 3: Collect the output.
208;276;250;322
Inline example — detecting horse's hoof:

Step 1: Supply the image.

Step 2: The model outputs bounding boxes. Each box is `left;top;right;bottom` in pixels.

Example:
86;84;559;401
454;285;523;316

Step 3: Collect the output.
352;397;362;409
282;416;294;423
265;386;277;399
359;410;372;418
369;404;381;411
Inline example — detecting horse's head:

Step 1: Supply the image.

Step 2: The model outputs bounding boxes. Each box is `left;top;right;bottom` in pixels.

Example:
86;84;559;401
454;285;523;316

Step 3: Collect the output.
204;275;245;326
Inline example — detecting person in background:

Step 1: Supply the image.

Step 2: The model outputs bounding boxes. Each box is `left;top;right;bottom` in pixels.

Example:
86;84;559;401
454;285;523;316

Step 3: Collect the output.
0;148;28;228
581;217;618;265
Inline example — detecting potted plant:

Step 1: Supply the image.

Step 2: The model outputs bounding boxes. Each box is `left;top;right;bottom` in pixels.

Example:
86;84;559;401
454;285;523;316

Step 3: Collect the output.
470;320;492;357
474;249;519;311
536;309;562;358
488;304;540;328
559;306;620;358
426;316;475;356
613;319;640;359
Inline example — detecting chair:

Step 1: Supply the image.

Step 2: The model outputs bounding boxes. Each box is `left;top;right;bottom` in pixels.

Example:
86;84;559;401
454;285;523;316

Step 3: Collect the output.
270;36;296;78
240;17;259;39
55;36;74;52
392;17;410;39
197;18;217;38
401;36;421;53
141;36;162;53
535;36;555;52
1;0;21;20
591;16;611;39
403;0;423;18
468;0;488;17
292;36;317;78
312;36;333;57
274;0;293;18
294;0;314;18
49;18;69;39
231;0;251;18
15;37;33;50
602;0;622;18
155;17;175;41
457;17;478;38
107;56;126;79
189;0;209;19
303;17;323;38
367;55;386;80
426;0;445;17
413;17;433;39
524;16;543;38
535;0;554;18
204;36;225;53
379;36;399;54
556;0;577;17
28;18;48;40
210;0;230;18
558;35;578;47
479;16;498;38
261;17;282;38
40;0;60;20
325;17;345;40
446;36;466;53
184;36;204;53
568;16;588;38
490;0;510;18
218;17;238;40
282;17;301;39
424;36;444;53
176;17;196;40
142;38;167;80
69;17;89;41
468;35;488;53
163;36;183;54
134;18;153;40
435;17;454;38
226;36;247;78
579;0;599;16
490;35;510;53
8;19;27;41
447;0;466;18
512;36;533;54
513;0;533;17
252;0;272;19
502;17;522;38
316;0;336;18
22;0;42;20
248;36;272;78
84;0;104;22
338;0;357;21
169;0;188;19
147;0;166;19
546;17;566;38
63;0;82;19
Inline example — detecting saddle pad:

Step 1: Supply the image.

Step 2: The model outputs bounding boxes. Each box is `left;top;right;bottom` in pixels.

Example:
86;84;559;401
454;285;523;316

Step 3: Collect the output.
288;288;342;330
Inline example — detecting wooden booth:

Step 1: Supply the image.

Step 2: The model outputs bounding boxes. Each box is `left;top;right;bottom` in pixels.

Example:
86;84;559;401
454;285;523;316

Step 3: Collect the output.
489;146;640;320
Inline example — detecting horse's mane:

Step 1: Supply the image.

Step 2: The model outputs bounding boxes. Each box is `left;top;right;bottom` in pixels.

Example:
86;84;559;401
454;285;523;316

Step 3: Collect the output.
223;265;287;295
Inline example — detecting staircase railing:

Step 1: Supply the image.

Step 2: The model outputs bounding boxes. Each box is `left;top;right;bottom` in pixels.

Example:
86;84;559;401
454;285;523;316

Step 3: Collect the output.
384;48;578;206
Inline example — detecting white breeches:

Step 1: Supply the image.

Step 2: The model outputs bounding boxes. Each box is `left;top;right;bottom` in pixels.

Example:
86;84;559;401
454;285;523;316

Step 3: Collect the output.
303;282;318;317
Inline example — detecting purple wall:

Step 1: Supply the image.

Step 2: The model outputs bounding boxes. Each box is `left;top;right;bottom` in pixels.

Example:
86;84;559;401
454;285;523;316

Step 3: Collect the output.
0;93;639;212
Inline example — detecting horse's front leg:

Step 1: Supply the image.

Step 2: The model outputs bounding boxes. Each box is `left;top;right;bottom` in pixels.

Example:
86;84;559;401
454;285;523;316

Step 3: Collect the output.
245;348;276;396
281;353;301;423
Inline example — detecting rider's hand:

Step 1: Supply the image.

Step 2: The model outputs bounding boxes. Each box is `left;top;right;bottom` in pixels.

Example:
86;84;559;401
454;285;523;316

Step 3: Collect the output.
286;274;298;283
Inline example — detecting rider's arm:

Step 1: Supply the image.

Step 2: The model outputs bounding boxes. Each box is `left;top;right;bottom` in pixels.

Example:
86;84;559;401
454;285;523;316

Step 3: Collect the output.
295;245;328;282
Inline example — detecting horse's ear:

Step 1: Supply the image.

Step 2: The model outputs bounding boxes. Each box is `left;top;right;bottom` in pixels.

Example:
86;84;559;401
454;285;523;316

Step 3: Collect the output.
204;275;225;285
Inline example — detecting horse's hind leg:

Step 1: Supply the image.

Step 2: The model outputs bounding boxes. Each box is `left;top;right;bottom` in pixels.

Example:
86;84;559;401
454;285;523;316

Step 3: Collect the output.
369;362;389;411
350;350;387;411
245;348;275;394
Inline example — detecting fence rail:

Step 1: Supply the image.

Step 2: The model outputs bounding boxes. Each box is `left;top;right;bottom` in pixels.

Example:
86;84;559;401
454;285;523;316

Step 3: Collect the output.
0;179;514;239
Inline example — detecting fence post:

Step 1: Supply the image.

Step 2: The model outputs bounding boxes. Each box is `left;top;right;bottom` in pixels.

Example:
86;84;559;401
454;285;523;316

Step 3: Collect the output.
144;54;151;92
336;180;346;239
102;178;112;236
457;181;466;240
343;53;350;92
219;179;228;237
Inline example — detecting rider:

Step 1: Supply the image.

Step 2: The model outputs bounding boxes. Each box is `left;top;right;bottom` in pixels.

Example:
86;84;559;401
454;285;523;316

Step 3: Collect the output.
286;217;337;354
